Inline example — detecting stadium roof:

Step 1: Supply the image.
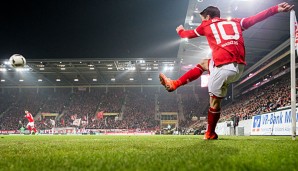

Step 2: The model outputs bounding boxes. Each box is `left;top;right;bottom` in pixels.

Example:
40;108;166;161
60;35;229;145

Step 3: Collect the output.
0;58;183;88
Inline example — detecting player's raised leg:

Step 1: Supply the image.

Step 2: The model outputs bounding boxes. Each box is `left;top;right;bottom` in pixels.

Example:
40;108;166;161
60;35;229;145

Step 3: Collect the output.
159;59;209;92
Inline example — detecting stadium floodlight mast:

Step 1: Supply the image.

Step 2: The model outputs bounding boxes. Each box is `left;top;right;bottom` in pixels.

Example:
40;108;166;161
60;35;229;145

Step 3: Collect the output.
290;10;297;140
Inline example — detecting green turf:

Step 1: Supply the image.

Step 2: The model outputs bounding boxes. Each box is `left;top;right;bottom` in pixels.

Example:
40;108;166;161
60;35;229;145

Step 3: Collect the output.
0;135;297;171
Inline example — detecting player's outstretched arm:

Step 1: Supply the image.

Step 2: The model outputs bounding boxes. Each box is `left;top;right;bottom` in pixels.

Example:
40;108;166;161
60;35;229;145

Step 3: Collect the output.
176;25;199;39
241;2;294;30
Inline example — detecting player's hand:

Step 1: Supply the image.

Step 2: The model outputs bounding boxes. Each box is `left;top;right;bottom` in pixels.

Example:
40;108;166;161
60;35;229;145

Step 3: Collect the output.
176;25;184;33
278;2;294;12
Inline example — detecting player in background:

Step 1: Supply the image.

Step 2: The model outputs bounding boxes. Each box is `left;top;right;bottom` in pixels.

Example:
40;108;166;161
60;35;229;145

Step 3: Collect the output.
24;110;38;135
159;2;294;140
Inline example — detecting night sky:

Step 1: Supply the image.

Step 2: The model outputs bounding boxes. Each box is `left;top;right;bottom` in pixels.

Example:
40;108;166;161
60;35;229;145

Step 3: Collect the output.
0;0;188;59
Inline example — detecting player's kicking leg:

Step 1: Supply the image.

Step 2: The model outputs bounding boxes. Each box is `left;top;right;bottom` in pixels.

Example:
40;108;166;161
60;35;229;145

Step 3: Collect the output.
159;59;209;92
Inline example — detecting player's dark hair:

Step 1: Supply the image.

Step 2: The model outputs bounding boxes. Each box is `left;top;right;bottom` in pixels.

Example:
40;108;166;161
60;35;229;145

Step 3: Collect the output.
200;6;220;19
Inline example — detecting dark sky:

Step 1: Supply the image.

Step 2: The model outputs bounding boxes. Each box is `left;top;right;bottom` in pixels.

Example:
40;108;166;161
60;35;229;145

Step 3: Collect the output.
0;0;188;59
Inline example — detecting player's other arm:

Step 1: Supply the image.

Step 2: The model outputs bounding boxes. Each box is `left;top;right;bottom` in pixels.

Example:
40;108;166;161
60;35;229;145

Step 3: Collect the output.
176;25;200;39
241;2;294;30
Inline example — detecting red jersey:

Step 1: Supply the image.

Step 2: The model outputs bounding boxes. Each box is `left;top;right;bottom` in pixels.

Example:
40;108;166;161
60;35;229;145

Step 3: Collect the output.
178;5;279;67
25;112;34;122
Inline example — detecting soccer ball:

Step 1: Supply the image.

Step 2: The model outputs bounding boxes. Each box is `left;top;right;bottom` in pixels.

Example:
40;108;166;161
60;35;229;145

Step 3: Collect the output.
9;54;26;68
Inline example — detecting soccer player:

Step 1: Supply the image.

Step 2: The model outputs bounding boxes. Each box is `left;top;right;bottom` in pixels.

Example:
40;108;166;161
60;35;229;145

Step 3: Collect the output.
159;2;294;140
24;110;38;135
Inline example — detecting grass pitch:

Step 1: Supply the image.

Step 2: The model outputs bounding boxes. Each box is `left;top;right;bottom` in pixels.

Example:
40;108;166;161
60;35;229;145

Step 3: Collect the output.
0;135;298;171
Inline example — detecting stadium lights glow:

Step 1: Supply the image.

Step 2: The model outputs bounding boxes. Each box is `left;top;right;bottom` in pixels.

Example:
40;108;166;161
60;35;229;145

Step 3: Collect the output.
130;67;136;71
38;79;42;82
111;78;115;81
108;67;113;70
4;61;10;65
129;78;134;81
0;68;7;72
90;67;95;70
148;78;152;81
56;79;61;82
163;66;174;71
74;79;79;82
19;79;24;82
40;68;45;71
162;61;174;64
16;68;30;72
1;79;5;82
61;68;66;70
92;78;97;82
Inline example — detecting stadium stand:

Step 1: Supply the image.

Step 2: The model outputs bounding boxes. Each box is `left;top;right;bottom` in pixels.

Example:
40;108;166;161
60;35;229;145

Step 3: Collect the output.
0;75;296;132
221;76;295;122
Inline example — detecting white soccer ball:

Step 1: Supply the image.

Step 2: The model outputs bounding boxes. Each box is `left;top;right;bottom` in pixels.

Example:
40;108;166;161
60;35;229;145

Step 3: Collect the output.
9;54;26;68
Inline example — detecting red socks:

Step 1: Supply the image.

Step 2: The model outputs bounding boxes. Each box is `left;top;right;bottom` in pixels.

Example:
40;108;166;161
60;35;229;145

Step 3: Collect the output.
27;126;32;132
33;128;37;133
178;64;205;86
207;107;221;133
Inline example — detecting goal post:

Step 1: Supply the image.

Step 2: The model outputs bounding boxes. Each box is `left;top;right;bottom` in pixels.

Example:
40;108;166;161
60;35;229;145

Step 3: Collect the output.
290;10;297;140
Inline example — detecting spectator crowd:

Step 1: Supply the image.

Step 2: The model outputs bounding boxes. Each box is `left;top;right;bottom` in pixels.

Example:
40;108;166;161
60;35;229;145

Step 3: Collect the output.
0;76;295;131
